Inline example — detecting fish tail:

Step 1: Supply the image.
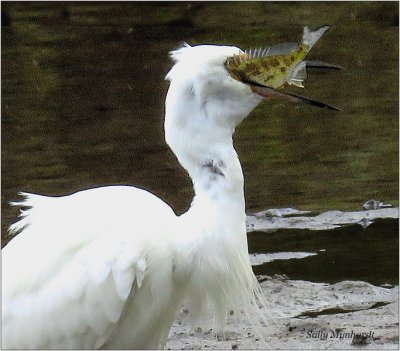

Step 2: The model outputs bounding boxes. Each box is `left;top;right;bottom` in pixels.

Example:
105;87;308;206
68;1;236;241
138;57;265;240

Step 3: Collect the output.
302;25;330;51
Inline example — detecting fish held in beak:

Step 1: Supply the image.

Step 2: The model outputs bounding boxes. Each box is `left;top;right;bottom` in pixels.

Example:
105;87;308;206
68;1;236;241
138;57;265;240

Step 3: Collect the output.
225;25;342;110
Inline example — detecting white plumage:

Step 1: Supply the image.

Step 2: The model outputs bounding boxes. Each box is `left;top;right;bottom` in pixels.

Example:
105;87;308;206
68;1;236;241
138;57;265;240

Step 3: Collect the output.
2;44;267;349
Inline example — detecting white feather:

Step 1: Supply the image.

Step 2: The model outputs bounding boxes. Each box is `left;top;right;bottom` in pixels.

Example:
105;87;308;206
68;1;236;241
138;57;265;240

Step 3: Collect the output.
112;266;136;300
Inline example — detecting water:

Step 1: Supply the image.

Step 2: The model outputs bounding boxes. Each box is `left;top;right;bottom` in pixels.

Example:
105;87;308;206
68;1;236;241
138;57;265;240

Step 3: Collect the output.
249;218;399;286
2;3;398;284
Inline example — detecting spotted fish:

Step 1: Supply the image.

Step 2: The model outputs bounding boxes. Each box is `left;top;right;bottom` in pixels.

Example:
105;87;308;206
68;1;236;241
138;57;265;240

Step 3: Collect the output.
225;26;342;110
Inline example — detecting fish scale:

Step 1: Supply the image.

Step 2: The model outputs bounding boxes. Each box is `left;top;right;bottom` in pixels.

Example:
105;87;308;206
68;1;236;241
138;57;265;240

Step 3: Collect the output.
226;42;308;90
224;25;342;110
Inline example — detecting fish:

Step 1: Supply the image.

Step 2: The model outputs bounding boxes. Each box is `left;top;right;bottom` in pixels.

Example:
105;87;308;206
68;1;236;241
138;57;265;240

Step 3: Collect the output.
225;26;342;110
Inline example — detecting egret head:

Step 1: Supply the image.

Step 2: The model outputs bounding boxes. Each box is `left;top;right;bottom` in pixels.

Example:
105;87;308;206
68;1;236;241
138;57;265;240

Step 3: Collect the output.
164;44;264;183
165;44;263;131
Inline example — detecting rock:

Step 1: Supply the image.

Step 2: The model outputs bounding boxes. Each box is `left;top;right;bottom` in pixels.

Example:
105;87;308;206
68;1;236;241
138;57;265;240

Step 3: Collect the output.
363;200;392;210
246;207;399;233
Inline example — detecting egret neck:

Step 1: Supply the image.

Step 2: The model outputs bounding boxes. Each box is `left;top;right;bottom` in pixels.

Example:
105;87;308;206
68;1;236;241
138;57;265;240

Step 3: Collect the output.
164;47;264;327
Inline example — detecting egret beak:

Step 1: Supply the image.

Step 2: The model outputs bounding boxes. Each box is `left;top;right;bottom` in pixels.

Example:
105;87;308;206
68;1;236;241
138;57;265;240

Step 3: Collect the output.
305;60;344;71
251;84;341;111
229;66;341;111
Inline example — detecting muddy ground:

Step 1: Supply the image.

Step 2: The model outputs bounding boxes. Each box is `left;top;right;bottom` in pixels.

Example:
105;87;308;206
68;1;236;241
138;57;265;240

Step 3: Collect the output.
166;277;398;350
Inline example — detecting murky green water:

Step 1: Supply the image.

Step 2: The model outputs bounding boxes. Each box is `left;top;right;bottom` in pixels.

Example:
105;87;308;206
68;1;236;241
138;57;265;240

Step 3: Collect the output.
249;218;399;286
2;1;399;283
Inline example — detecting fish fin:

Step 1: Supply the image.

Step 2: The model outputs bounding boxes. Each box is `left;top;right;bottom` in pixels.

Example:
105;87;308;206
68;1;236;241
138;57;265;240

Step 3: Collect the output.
245;42;298;59
289;80;305;88
289;62;307;88
244;26;330;61
302;25;330;51
305;60;344;70
263;42;299;56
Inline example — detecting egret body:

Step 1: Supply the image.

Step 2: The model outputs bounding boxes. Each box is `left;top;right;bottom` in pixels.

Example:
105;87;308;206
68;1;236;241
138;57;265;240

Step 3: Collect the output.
2;44;264;350
2;27;337;349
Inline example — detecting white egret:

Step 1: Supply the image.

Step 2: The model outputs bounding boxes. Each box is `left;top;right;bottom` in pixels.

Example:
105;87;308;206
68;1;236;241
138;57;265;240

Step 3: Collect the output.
2;26;338;349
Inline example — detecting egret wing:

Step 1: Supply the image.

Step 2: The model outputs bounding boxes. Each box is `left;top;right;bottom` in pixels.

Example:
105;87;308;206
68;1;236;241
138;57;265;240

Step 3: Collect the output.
2;186;176;349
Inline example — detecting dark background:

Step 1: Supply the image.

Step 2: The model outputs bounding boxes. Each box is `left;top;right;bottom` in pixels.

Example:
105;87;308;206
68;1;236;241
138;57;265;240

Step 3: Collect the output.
2;1;399;273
